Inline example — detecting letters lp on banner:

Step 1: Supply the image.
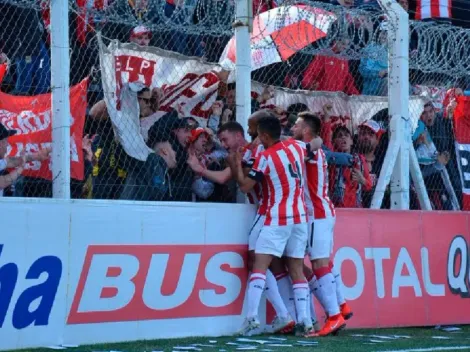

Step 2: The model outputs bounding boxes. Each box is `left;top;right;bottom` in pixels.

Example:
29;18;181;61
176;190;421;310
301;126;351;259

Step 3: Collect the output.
98;35;222;161
0;79;88;181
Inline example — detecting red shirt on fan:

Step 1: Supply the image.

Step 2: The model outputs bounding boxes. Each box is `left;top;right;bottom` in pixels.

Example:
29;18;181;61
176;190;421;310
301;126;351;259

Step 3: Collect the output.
242;142;266;214
301;56;359;95
249;140;307;226
304;148;336;219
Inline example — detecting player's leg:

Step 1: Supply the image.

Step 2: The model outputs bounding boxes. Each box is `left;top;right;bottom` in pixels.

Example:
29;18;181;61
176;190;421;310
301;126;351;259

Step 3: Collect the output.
305;217;345;337
330;260;353;320
303;264;321;332
284;223;312;336
239;225;289;335
248;215;293;331
265;258;295;333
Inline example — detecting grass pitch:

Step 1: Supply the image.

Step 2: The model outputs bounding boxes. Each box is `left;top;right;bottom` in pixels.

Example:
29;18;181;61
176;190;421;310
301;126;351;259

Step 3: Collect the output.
11;326;470;352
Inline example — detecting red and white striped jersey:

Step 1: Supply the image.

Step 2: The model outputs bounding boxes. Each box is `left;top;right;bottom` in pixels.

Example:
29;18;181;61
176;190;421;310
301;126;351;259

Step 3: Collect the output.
242;143;266;213
249;140;307;226
415;0;452;19
304;148;336;220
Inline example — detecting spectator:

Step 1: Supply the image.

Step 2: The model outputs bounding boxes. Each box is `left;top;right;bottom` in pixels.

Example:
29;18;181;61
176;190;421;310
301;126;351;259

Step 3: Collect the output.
359;22;388;96
0;3;50;95
192;0;233;62
130;25;152;47
207;100;230;133
89;87;161;199
164;0;203;57
119;122;178;201
217;83;261;123
412;102;457;210
188;127;234;202
144;109;194;201
301;39;360;95
0;123;51;197
329;126;373;208
355;119;386;208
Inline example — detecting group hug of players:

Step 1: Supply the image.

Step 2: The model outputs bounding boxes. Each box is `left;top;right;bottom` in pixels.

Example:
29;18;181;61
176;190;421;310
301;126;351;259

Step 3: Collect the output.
200;109;352;337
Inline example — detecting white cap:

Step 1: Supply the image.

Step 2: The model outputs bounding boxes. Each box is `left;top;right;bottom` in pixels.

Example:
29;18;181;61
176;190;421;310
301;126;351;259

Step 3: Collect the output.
131;25;151;38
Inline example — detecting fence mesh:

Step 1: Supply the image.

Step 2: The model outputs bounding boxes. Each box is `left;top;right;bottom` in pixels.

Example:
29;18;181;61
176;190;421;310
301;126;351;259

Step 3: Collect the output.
0;0;469;209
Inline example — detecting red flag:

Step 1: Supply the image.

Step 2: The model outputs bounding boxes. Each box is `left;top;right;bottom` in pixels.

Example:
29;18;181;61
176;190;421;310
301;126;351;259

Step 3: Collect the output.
452;95;470;210
0;63;6;84
0;79;88;181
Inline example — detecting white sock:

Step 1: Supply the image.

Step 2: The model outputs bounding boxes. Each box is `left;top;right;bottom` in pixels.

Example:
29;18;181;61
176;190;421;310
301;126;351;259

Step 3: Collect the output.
308;291;317;323
331;263;346;306
292;280;309;323
313;268;340;317
276;273;297;322
265;270;289;318
246;271;266;318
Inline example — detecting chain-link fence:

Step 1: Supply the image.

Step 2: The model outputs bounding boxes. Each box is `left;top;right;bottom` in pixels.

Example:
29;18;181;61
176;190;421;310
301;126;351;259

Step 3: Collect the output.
0;0;469;210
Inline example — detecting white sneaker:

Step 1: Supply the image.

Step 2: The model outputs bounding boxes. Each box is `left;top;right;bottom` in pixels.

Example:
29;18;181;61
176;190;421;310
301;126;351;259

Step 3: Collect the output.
269;316;295;334
238;316;261;336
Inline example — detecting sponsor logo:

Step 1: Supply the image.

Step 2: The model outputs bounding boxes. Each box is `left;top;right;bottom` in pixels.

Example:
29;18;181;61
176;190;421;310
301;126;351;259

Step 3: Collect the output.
0;245;62;330
67;245;248;324
447;235;470;298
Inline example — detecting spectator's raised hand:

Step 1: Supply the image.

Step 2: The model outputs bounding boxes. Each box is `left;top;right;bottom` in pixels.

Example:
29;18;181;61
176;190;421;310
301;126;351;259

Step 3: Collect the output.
351;168;366;185
258;86;275;104
437;151;450;166
211;100;224;116
155;141;177;169
221;108;233;124
6;154;25;168
34;146;52;162
82;135;96;163
187;152;205;174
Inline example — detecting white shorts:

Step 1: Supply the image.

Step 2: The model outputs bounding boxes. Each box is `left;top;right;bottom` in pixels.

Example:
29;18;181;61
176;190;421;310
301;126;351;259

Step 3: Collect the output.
248;214;266;251
307;216;336;260
256;223;308;259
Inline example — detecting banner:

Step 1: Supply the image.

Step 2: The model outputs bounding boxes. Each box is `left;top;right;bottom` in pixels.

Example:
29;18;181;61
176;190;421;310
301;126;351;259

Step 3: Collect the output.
0;79;88;181
451;96;470;210
98;36;221;160
98;37;427;150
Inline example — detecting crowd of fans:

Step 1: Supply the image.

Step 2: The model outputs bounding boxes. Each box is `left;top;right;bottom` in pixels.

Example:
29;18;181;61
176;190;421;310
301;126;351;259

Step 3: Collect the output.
0;0;469;211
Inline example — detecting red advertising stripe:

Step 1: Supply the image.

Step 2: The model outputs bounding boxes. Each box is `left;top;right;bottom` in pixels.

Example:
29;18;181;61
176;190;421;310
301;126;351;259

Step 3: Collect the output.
268;209;470;327
333;209;470;328
68;244;248;324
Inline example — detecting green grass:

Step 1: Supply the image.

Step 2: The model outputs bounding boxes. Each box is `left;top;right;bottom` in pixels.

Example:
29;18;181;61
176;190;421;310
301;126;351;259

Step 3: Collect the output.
10;326;470;352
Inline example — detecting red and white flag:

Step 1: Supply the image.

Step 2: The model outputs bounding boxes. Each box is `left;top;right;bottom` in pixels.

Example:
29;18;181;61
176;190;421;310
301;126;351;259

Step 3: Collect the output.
0;79;88;181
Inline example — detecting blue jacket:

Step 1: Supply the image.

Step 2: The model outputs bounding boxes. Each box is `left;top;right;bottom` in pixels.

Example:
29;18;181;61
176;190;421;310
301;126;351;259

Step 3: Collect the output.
359;44;388;96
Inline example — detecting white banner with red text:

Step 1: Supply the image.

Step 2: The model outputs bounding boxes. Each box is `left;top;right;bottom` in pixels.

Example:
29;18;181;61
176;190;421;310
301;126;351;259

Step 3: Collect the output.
98;37;427;158
0;198;469;350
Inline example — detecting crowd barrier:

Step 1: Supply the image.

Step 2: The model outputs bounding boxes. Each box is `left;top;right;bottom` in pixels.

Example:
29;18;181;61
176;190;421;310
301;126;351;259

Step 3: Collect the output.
0;199;469;350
